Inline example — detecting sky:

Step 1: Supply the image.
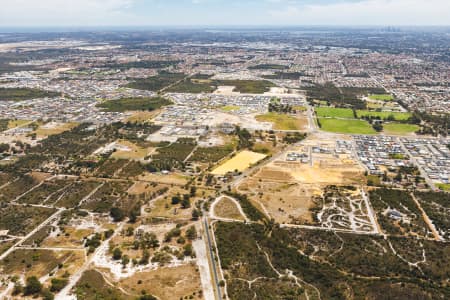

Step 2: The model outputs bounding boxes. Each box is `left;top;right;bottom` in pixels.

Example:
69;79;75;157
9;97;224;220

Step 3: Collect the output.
0;0;449;27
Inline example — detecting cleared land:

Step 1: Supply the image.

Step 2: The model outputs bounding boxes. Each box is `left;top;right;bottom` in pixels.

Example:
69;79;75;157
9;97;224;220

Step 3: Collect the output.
211;150;267;175
318;118;376;134
383;123;419;135
119;264;202;300
213;197;246;221
34;122;78;136
255;113;306;130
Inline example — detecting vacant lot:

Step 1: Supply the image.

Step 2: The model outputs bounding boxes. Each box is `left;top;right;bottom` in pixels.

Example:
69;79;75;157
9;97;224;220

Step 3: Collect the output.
34;122;78;137
211;150;267;175
213;197;246;221
383;123;419;135
319;118;376;134
255;113;306;130
119;264;202;300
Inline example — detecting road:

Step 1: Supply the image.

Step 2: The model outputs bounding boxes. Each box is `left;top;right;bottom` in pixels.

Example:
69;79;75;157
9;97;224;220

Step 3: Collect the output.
202;216;222;300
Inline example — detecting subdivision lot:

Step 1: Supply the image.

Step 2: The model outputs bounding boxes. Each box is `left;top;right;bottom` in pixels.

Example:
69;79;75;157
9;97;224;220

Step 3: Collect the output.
211;150;267;175
119;263;203;300
255;113;308;130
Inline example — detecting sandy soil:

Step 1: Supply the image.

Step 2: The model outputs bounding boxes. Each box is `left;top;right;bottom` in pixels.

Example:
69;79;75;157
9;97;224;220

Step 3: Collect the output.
211;150;267;175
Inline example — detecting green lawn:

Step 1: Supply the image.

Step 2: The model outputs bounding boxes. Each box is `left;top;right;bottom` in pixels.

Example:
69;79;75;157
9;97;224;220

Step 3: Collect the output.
318;118;376;134
256;113;302;130
383;123;419;135
356;110;412;121
369;94;394;101
315;107;355;119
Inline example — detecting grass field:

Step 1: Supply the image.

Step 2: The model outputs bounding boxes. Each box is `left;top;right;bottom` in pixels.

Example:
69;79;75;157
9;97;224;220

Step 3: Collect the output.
315;107;355;119
357;110;411;121
7;119;31;129
220;105;240;112
436;183;450;191
211;150;267;175
255;113;303;130
369;94;394;101
383;123;419;135
318;118;377;134
34;122;78;136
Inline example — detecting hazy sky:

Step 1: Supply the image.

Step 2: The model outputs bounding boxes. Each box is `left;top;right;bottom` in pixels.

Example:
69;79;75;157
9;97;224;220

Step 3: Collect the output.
0;0;449;27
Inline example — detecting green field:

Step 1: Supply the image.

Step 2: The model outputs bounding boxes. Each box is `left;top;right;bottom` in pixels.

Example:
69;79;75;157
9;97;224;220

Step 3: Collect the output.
357;110;412;121
0;88;59;101
318;118;376;134
256;113;302;130
383;123;419;135
369;94;394;101
97;97;172;112
315;107;355;119
221;105;240;112
436;183;450;191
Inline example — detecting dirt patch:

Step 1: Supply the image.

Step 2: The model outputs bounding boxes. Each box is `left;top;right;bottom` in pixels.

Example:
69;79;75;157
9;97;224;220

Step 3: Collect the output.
119;263;203;300
213;197;246;221
239;179;320;224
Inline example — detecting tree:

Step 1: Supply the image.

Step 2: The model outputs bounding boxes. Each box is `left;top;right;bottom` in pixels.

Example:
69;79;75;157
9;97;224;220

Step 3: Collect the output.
50;278;68;292
110;207;125;222
113;248;123;260
186;226;197;240
24;276;42;295
191;209;200;221
183;243;195;257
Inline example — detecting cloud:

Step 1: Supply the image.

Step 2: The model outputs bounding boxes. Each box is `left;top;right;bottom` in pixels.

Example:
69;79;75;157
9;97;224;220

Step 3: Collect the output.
0;0;138;26
0;0;448;27
269;0;450;26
